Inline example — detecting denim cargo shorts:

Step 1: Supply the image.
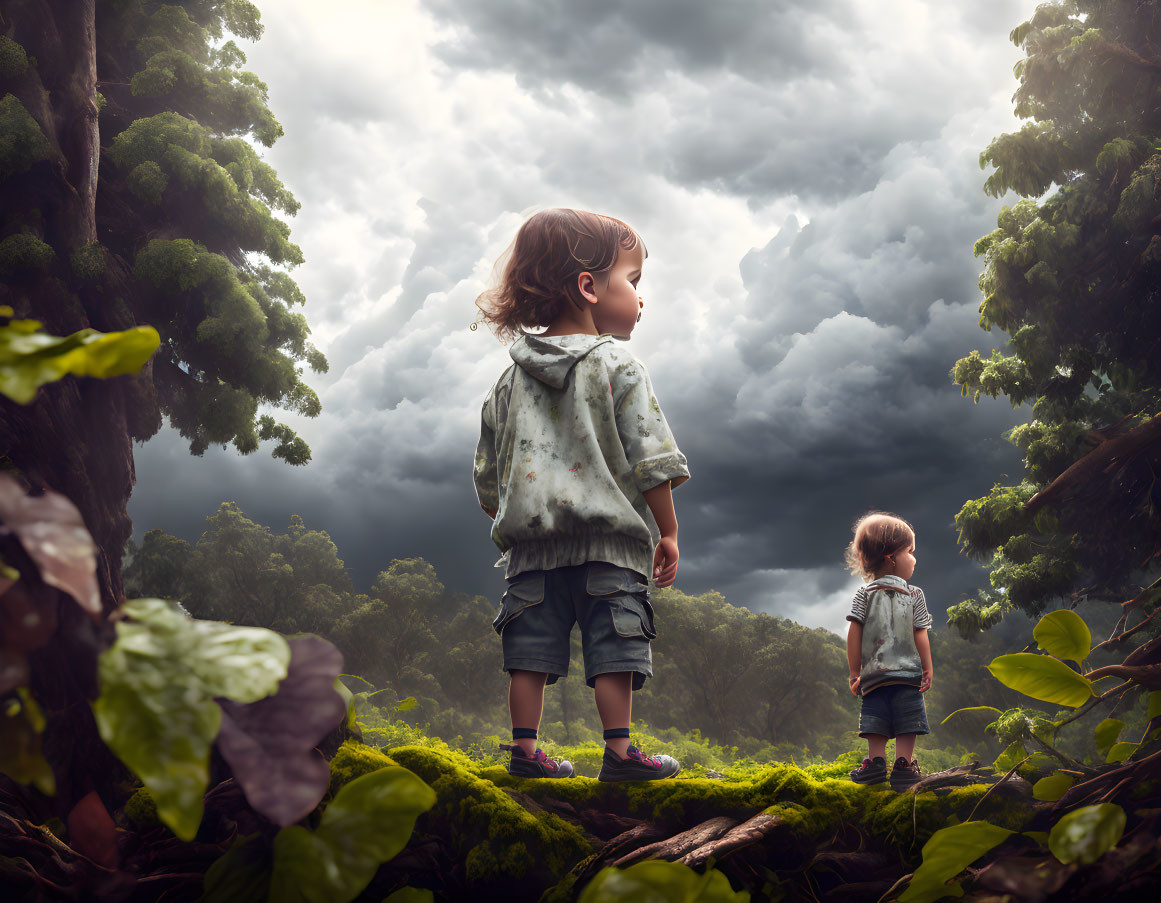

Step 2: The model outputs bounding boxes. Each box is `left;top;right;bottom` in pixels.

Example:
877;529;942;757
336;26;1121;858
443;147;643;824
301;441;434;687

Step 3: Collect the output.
492;560;655;690
858;684;930;739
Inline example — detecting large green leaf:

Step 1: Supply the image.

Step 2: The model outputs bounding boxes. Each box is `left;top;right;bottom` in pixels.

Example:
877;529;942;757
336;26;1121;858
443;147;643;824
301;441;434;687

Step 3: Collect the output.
940;705;1004;725
899;821;1014;903
268;765;436;903
1032;772;1075;802
579;860;749;902
1105;741;1139;763
93;599;289;840
1033;610;1091;662
1048;804;1125;865
1094;718;1124;754
0;316;159;404
1147;690;1161;721
986;653;1093;707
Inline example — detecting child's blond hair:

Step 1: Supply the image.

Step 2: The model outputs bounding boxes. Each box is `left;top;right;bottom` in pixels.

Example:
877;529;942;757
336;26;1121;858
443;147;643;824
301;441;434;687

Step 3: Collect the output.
845;511;915;581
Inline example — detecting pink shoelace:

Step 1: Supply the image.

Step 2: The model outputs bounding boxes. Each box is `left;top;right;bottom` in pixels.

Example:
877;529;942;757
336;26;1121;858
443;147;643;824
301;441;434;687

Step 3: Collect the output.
627;746;662;767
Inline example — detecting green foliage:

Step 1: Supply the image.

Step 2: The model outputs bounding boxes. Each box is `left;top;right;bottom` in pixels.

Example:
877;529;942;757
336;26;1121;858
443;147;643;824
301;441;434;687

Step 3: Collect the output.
0;311;160;405
69;242;106;281
270;766;436;903
986;653;1093;708
1032;609;1090;662
955;0;1161;617
0;36;29;78
1047;803;1125;865
93;598;290;840
127;160;168;205
1032;771;1075;802
130;236;319;459
945;591;1011;639
0;94;53;179
0;688;54;795
579;861;748;902
110;115;299;262
900;820;1014;903
1094;717;1124;756
0;232;54;277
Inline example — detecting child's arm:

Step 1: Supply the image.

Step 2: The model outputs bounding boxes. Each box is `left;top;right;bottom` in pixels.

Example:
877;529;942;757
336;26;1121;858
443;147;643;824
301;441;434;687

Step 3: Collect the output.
474;396;500;519
846;621;863;695
915;627;933;691
643;481;678;586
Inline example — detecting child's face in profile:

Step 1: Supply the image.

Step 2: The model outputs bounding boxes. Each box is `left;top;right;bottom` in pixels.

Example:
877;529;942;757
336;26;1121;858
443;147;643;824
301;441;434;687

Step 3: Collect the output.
895;544;917;580
591;243;645;339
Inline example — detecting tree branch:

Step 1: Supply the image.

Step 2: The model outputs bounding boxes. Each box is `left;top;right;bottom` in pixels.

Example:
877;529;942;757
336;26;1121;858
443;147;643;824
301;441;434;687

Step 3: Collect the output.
1026;414;1161;514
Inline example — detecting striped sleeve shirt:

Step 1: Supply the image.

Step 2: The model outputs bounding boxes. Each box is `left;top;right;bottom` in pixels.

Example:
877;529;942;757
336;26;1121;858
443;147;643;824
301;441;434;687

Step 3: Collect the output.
847;585;933;629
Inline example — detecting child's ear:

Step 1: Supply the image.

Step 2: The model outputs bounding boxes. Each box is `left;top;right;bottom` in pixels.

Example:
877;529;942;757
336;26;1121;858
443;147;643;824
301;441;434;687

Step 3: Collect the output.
577;271;598;304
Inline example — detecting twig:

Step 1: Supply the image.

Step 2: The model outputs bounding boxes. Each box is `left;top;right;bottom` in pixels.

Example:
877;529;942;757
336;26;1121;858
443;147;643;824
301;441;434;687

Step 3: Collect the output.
875;871;915;903
1028;733;1098;776
1053;680;1133;731
966;754;1034;823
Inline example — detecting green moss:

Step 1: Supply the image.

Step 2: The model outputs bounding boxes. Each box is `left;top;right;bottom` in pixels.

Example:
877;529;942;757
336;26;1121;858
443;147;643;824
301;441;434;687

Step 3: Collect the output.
465;842;498;883
387;744;591;885
124;787;161;830
327;738;397;800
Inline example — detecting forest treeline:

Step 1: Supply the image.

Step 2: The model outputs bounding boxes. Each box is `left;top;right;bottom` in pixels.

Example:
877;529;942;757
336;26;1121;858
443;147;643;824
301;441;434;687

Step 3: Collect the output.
123;501;1144;766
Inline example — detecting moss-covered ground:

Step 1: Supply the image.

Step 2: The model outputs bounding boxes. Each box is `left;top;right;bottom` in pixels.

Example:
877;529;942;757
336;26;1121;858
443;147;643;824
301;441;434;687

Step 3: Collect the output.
328;739;1038;900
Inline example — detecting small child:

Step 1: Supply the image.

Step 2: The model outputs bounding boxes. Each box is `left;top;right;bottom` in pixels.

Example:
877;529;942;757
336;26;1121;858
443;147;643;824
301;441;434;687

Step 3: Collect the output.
472;208;689;781
844;512;934;791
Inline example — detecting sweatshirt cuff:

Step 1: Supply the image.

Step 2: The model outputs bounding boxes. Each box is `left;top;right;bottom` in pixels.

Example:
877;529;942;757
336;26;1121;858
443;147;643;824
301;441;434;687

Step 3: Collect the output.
631;453;690;493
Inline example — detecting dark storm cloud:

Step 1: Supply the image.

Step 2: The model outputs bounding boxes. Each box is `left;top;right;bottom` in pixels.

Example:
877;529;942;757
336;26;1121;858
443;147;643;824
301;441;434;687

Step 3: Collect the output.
123;0;1044;637
426;0;853;97
639;139;1030;628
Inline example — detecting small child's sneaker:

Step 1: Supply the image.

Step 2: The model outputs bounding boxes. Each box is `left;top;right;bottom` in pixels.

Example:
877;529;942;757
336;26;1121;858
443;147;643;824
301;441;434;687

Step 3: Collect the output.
890;756;922;791
849;755;888;784
597;744;681;782
499;743;575;778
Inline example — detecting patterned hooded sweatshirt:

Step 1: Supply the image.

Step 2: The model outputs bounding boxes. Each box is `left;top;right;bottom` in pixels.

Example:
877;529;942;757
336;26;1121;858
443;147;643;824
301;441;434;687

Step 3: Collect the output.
474;333;690;580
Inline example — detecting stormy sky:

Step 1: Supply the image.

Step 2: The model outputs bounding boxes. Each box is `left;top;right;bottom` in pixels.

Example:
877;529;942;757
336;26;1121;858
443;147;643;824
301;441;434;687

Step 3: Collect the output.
128;0;1041;636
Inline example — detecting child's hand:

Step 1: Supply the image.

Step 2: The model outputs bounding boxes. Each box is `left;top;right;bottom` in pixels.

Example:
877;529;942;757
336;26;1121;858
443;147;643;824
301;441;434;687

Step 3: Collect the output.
848;675;860;696
920;669;932;692
652;536;679;587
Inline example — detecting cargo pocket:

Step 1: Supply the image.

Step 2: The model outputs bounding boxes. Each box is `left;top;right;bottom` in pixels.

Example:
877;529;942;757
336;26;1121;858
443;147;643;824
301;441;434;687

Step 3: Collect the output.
492;570;545;635
585;562;657;640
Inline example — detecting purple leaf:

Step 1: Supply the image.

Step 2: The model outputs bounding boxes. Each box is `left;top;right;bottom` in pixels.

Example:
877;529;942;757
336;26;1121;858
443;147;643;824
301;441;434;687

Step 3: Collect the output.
215;635;346;827
0;476;100;618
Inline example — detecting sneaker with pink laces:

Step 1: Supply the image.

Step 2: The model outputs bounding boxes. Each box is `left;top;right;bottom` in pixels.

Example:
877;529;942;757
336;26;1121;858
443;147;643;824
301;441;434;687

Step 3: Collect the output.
499;743;575;778
597;744;681;782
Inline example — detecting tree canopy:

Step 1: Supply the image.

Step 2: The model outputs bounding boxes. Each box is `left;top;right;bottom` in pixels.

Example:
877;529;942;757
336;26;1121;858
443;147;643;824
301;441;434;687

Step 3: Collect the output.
951;0;1161;622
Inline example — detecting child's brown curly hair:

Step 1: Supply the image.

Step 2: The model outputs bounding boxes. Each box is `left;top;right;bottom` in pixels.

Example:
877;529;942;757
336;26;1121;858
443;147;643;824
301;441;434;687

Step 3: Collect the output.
475;208;645;343
845;511;915;581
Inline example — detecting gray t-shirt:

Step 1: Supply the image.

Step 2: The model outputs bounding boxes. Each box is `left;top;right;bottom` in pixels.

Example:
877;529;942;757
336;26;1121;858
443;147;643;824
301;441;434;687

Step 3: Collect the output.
846;574;933;696
474;333;690;579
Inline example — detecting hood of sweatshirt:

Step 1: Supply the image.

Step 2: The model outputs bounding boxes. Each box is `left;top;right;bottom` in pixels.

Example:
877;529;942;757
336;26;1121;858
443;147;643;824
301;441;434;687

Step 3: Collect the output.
509;333;617;388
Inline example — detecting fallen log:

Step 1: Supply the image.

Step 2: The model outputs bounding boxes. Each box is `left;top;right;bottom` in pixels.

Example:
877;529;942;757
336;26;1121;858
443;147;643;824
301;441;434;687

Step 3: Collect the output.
683;812;786;868
613;815;740;867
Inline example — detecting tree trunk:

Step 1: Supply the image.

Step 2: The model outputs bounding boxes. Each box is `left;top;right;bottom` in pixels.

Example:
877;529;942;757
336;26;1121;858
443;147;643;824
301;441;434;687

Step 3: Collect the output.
0;0;134;614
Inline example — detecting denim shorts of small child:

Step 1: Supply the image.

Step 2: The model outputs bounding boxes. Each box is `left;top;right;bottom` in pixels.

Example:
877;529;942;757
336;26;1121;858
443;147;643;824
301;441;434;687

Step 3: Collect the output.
858;683;930;739
493;560;655;690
